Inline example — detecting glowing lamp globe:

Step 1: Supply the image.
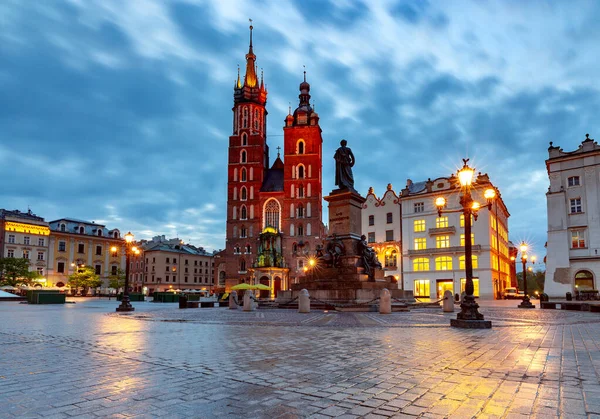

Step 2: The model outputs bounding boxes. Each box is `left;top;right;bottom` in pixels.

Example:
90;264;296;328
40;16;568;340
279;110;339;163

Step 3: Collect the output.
125;232;134;243
435;197;446;208
519;242;528;253
471;202;481;211
484;188;496;200
458;165;475;187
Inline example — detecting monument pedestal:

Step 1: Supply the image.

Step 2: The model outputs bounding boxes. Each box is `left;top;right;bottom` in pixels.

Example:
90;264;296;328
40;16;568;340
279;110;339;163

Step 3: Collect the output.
286;188;407;304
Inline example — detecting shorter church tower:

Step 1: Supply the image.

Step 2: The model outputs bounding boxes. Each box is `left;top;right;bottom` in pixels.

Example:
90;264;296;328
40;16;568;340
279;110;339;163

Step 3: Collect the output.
282;72;325;280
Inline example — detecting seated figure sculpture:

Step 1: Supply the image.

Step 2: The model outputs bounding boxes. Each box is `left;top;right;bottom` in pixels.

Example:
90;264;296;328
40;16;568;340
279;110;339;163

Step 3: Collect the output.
318;234;345;268
358;235;382;280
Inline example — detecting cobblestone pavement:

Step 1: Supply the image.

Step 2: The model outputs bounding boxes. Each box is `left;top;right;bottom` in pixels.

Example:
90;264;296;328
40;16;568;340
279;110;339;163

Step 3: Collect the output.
2;299;600;418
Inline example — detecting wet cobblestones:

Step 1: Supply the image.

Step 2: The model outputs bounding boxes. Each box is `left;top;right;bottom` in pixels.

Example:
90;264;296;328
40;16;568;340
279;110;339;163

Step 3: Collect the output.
1;299;600;418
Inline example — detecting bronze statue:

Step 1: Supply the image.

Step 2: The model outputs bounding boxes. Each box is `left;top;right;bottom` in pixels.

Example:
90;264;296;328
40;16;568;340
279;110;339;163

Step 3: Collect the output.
318;234;345;268
358;235;382;279
334;139;355;190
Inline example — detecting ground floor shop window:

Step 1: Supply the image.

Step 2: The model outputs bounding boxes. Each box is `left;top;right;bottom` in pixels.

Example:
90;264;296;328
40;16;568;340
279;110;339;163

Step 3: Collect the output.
575;270;594;290
414;279;430;297
460;278;480;297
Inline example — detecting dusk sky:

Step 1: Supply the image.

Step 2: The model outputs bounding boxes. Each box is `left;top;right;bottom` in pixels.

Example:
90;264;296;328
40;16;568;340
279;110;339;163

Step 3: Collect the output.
2;0;599;259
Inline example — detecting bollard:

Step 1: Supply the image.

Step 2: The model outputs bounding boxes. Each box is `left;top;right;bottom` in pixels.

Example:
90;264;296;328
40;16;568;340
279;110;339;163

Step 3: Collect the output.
229;291;237;310
379;288;391;314
244;290;255;311
179;294;188;309
298;289;310;313
443;290;454;312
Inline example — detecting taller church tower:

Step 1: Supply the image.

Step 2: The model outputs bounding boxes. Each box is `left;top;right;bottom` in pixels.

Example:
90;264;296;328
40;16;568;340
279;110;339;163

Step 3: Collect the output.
224;23;268;282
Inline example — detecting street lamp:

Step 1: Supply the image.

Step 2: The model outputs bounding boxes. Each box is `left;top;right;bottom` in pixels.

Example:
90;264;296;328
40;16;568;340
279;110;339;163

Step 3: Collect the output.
116;231;139;312
435;158;495;329
517;242;535;309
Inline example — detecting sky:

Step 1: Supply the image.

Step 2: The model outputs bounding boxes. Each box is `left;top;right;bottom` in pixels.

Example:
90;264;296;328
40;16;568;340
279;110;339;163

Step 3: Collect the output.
1;0;599;260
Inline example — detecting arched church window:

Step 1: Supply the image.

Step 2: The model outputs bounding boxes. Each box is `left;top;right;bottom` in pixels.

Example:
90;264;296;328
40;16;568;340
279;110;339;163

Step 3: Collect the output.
297;140;305;154
241;133;248;146
241;187;247;201
297;224;304;237
243;108;248;128
298;185;304;198
292;243;298;253
241;167;247;182
254;109;259;129
264;199;281;230
245;244;251;254
240;150;247;163
297;203;304;218
240;259;246;272
241;205;247;220
297;165;305;179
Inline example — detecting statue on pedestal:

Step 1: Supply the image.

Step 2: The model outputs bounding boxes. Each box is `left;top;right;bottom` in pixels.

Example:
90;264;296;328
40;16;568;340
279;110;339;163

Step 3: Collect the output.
358;235;382;279
334;139;355;191
318;234;345;268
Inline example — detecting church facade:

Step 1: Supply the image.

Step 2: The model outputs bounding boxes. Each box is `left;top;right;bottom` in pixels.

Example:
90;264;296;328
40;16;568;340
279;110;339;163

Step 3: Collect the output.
219;25;325;296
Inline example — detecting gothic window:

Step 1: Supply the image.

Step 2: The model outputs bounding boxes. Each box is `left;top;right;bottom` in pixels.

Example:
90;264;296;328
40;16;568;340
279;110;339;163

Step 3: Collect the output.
264;199;281;230
241;187;247;201
297;203;304;218
292;243;298;253
298;185;304;198
297;224;304;236
240;150;247;163
297;139;305;154
245;244;251;253
297;165;305;179
241;167;247;182
241;133;248;146
254;110;259;129
241;205;247;220
240;259;246;272
243;108;248;128
240;227;247;238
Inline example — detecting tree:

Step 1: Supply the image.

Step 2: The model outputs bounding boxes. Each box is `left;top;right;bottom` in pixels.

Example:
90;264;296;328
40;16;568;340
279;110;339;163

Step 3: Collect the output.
108;268;126;299
0;258;39;287
68;265;101;295
517;270;545;295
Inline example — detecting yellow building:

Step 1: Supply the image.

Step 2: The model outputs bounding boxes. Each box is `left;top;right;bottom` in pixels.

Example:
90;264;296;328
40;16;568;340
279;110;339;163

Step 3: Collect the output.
0;209;50;284
46;218;126;289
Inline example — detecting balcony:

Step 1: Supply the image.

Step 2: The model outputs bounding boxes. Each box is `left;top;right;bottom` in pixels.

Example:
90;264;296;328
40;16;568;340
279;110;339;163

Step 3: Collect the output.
428;226;456;235
408;245;481;256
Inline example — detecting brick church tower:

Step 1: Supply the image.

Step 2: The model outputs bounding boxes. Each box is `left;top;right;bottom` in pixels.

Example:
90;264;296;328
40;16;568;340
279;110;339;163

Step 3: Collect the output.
220;25;324;294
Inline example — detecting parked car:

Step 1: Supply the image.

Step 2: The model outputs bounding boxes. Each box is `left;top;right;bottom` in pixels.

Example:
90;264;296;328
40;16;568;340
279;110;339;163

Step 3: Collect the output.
503;287;525;299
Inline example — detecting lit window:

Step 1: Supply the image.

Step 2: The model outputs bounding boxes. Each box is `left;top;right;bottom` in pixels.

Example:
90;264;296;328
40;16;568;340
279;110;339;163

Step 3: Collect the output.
414;280;430;297
414;238;426;250
414;202;424;213
491;235;498;250
368;232;375;243
575;270;594;290
413;258;429;271
368;215;374;226
436;236;450;248
435;256;452;271
568;176;580;187
460;214;474;227
460;278;480;297
490;215;497;231
436;217;448;228
414;219;425;232
491;254;499;270
384;249;397;268
459;255;478;270
570;198;582;214
460;234;475;246
571;230;585;248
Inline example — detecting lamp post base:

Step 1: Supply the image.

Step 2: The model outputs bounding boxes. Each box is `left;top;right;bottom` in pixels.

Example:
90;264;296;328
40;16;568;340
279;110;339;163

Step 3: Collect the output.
116;302;135;312
450;318;492;329
518;297;535;309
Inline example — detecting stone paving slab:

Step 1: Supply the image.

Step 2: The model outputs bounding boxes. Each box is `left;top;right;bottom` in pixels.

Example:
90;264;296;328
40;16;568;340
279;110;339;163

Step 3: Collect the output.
1;299;600;418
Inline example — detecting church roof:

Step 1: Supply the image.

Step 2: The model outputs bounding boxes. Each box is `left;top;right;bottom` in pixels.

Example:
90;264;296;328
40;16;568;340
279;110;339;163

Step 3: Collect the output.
271;155;284;170
260;168;284;192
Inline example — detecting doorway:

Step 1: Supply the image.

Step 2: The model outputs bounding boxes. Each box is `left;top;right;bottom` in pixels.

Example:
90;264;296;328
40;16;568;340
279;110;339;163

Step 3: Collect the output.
436;279;453;299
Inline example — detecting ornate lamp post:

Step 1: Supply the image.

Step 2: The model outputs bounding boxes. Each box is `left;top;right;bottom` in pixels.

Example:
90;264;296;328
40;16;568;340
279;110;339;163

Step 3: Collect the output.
116;231;139;312
517;242;535;308
435;159;496;329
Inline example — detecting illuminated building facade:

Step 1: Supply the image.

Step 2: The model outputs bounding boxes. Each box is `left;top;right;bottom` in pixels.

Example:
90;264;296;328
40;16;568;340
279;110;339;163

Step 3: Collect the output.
46;218;125;289
363;174;511;299
222;25;325;295
0;209;50;283
138;236;214;294
545;134;600;296
361;185;402;281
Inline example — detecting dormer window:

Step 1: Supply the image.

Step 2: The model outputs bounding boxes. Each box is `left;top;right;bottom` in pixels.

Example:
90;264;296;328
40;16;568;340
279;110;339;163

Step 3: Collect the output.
79;226;85;234
60;224;66;232
113;231;119;239
97;229;102;236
